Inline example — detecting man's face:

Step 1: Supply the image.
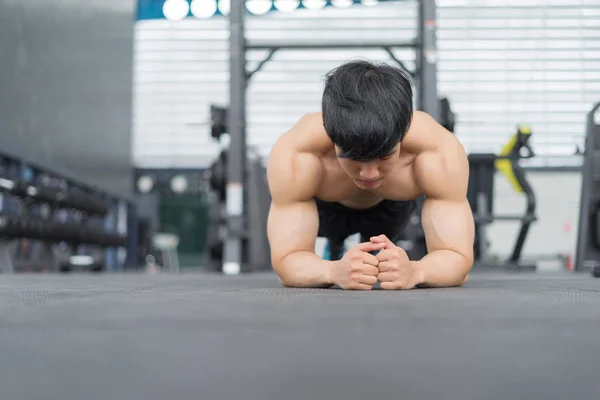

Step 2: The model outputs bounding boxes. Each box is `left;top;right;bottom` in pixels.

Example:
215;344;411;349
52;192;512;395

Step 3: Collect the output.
336;145;400;190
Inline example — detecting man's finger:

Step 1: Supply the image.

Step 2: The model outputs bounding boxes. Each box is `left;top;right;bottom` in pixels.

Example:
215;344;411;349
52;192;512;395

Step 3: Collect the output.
356;241;386;253
376;260;395;272
370;234;396;249
375;248;396;262
377;270;396;282
357;274;378;285
380;281;399;290
352;283;373;291
358;264;379;276
361;252;380;267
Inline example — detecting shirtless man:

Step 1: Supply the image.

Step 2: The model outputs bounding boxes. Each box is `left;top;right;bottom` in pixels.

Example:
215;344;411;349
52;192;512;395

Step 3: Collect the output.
266;60;474;290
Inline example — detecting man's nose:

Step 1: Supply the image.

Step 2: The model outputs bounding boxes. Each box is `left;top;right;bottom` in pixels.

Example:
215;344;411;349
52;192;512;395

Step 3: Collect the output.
359;165;379;180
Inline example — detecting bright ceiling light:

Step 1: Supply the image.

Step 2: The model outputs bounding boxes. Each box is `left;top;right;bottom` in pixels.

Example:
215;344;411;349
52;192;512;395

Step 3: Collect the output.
246;0;272;15
137;176;154;193
162;0;190;21
170;175;188;193
191;0;218;18
302;0;326;10
218;0;230;15
274;0;300;12
332;0;353;8
361;0;379;6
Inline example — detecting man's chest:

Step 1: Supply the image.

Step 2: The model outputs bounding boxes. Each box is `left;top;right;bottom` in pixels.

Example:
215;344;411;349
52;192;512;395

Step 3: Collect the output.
315;168;422;208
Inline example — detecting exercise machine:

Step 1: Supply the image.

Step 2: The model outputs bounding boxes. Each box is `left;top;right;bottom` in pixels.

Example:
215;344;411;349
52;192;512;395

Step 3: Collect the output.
468;125;537;270
575;101;600;276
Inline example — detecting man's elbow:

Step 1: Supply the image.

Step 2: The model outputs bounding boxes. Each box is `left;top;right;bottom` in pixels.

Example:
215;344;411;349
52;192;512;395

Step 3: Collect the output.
277;275;293;287
271;256;288;285
457;255;473;286
451;251;473;287
275;268;307;288
271;254;296;287
273;262;290;286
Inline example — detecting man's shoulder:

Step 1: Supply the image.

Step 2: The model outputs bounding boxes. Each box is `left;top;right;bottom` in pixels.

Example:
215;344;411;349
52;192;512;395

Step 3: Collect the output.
407;110;442;141
298;111;324;126
408;112;469;198
267;150;323;203
267;114;327;202
271;112;330;156
287;112;324;136
407;110;464;156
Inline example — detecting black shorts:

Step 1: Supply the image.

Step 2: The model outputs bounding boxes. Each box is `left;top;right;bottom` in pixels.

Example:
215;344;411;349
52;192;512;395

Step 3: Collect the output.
315;198;417;260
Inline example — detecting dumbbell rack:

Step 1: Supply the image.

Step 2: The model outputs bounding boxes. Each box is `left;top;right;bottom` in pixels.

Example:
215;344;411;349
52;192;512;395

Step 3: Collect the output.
0;149;136;273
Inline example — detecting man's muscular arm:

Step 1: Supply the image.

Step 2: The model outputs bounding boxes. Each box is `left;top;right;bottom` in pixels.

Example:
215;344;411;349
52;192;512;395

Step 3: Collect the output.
412;116;475;287
266;131;335;288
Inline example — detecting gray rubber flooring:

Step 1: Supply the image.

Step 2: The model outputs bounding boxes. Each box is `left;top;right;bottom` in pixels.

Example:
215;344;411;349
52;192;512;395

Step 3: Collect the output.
1;271;599;400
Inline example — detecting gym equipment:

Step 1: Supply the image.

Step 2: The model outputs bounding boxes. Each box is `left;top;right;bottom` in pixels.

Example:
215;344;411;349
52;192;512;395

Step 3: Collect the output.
204;137;271;274
151;233;180;273
0;149;137;273
575;101;600;276
1;271;598;400
224;0;440;274
438;97;456;133
468;125;537;270
210;105;228;140
0;214;127;247
0;177;109;216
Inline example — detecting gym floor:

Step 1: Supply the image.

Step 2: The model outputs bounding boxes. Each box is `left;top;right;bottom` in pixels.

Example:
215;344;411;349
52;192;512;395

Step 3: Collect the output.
1;270;598;400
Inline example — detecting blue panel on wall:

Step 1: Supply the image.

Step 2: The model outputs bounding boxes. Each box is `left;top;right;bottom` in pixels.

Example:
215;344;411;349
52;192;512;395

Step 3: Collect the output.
136;0;368;21
137;0;177;20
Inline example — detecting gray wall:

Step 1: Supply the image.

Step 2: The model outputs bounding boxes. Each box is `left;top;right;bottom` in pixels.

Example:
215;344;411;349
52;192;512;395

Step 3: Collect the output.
0;0;136;195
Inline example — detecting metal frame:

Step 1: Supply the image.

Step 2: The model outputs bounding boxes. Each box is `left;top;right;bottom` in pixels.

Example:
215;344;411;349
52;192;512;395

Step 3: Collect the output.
224;0;438;274
575;101;600;273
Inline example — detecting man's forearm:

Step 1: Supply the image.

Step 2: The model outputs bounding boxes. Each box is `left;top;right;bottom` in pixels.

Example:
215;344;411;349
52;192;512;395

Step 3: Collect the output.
414;249;472;288
274;251;336;288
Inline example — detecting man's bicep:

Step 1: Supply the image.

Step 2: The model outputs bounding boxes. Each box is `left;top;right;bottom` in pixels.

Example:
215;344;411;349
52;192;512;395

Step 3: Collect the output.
266;133;322;268
421;197;474;262
267;200;319;268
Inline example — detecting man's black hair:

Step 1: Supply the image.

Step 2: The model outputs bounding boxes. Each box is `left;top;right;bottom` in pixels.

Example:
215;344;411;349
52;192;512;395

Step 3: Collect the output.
321;60;413;162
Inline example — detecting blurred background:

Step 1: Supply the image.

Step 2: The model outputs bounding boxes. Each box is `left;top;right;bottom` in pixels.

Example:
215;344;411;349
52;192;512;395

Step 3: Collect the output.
0;0;598;273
